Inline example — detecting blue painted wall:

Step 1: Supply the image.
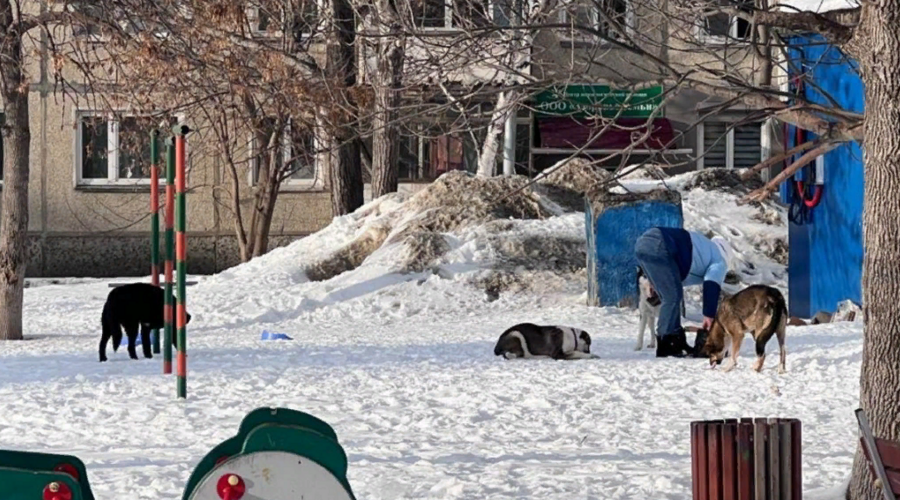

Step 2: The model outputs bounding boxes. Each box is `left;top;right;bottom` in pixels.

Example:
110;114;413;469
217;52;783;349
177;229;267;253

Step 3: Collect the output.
783;34;865;318
586;198;683;307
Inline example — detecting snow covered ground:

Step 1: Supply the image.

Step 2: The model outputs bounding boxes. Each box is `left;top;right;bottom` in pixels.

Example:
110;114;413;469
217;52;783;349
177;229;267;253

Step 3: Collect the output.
0;170;860;499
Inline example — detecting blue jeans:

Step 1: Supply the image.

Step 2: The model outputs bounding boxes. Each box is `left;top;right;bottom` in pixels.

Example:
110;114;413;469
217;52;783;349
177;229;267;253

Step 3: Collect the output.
634;228;683;338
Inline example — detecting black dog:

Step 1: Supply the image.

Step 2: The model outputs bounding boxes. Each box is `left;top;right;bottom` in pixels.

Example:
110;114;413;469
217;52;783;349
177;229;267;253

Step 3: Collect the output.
99;283;192;362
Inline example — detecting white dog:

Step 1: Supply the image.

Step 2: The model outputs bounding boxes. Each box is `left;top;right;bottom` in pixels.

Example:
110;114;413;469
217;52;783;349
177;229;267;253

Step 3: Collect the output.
635;267;660;350
634;267;688;351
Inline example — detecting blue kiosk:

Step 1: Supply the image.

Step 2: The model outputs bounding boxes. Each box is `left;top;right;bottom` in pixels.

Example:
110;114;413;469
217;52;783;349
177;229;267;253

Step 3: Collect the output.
782;33;864;318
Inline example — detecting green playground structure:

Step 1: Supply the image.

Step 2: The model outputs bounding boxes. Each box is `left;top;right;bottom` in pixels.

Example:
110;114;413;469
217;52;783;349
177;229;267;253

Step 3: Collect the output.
0;408;357;500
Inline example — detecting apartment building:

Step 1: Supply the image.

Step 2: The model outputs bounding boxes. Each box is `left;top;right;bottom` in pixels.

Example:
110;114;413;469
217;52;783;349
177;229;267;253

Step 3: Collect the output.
1;0;766;277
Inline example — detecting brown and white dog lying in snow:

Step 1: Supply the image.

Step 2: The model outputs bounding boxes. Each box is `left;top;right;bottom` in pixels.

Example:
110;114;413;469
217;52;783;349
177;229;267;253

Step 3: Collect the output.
493;323;598;360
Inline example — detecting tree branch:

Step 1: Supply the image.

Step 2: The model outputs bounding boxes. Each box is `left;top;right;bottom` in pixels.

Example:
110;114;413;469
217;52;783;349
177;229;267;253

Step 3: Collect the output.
742;141;839;203
728;8;860;45
740;138;817;180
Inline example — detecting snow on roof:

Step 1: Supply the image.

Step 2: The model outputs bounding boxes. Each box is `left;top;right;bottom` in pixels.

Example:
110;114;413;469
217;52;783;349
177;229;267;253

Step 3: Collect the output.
775;0;859;13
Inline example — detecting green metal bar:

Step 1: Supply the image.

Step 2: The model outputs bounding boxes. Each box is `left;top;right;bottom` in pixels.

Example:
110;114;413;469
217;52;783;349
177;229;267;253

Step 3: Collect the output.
150;129;161;355
163;138;175;375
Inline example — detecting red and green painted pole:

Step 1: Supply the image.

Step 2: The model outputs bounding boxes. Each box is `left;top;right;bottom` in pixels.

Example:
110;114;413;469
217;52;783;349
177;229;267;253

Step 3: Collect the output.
163;137;175;375
174;125;190;399
150;130;161;355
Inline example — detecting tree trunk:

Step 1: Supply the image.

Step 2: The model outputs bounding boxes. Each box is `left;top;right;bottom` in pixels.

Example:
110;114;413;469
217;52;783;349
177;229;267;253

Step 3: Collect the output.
0;6;31;341
370;5;405;199
848;4;900;500
477;91;514;177
329;135;363;215
324;0;364;216
251;170;279;258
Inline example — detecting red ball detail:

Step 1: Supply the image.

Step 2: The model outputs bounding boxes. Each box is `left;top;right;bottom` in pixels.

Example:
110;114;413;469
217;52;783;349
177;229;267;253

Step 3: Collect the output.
43;482;73;500
215;455;231;466
216;474;246;500
54;463;80;480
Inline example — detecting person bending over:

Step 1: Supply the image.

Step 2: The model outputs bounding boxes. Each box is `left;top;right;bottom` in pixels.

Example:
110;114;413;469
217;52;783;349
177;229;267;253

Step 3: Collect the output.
634;227;734;358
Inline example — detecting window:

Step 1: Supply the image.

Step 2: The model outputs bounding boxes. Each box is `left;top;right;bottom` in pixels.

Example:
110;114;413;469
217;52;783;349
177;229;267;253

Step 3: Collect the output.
698;121;761;169
398;131;426;180
385;125;482;179
559;0;632;41
247;1;318;36
68;2;105;40
410;0;508;29
412;0;452;28
250;118;322;188
68;2;163;40
512;122;533;176
699;0;752;42
75;112;181;186
492;0;526;26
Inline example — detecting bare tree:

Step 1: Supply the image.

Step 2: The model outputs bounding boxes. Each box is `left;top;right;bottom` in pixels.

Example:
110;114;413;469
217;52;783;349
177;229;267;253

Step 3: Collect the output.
322;0;365;214
0;0;32;340
366;0;406;196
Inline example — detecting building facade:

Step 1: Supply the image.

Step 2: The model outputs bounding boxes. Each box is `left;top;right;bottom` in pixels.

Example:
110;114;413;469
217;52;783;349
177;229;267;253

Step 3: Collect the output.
1;0;768;277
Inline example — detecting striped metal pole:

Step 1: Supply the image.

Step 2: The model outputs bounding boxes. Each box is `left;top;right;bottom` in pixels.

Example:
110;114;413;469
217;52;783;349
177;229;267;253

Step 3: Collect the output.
174;125;190;399
163;137;175;375
150;130;161;355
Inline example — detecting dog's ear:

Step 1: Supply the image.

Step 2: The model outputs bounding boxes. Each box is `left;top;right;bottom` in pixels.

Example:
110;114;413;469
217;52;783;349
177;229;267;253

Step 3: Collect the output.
580;331;591;344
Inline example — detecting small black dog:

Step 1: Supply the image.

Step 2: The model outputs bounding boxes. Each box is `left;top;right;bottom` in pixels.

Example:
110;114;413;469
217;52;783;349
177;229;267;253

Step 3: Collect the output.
99;283;192;362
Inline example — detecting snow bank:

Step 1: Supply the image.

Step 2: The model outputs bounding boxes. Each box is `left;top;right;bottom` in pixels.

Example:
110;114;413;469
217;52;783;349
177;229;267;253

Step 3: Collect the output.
4;165;857;500
195;166;787;328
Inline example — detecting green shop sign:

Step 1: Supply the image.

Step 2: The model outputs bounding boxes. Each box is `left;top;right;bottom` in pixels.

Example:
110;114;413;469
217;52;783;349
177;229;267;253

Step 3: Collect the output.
533;85;664;118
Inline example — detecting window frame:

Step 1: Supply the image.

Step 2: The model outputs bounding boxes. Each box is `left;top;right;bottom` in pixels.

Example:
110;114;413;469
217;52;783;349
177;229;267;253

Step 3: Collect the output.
248;118;325;191
68;2;174;42
695;1;753;44
247;1;319;38
74;110;186;187
412;0;512;30
557;0;634;43
696;120;762;170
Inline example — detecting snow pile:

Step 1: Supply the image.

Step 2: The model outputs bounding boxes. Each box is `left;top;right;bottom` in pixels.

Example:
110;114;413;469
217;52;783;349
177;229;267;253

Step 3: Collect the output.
301;171;566;293
197;166;787;326
614;163;669;182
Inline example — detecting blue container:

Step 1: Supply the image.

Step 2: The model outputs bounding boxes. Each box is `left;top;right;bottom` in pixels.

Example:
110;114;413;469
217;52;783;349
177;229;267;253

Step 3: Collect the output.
783;34;864;317
132;330;157;346
585;188;684;308
261;330;293;341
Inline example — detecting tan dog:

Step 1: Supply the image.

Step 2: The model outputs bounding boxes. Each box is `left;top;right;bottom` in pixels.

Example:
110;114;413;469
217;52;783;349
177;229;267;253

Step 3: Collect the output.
695;284;788;374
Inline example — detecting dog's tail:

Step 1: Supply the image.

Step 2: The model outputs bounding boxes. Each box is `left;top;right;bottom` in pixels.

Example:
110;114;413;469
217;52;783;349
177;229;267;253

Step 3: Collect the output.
760;289;788;340
101;301;123;351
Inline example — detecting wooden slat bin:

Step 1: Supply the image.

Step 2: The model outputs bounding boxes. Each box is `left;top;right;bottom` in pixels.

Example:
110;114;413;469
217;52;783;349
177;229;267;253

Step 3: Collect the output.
856;408;900;500
691;418;802;500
